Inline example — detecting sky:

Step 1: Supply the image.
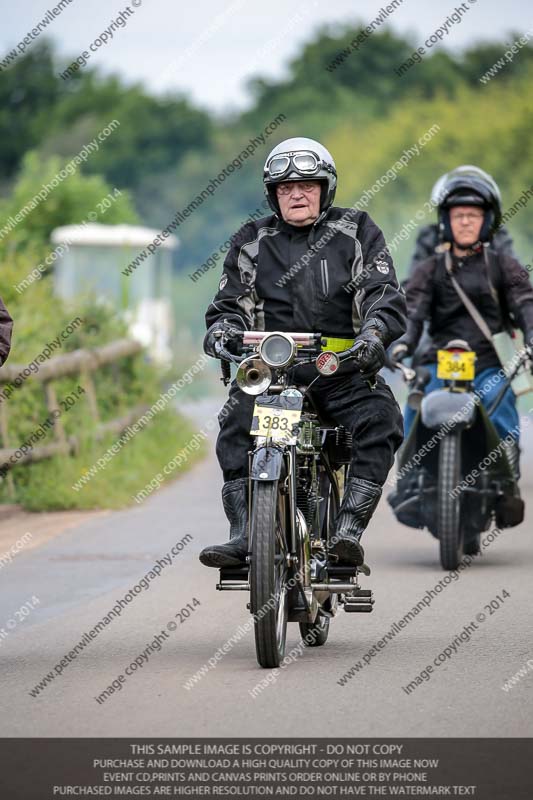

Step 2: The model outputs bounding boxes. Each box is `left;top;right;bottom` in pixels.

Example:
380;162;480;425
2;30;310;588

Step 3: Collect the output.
2;0;533;113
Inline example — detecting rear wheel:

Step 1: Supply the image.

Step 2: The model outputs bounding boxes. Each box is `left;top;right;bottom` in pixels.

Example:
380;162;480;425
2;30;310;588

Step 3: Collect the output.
297;464;342;647
299;614;329;646
438;433;464;570
250;480;289;668
464;534;480;555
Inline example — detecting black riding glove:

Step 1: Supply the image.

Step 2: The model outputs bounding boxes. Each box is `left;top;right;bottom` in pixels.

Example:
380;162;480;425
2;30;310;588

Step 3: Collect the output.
203;316;245;358
349;319;387;377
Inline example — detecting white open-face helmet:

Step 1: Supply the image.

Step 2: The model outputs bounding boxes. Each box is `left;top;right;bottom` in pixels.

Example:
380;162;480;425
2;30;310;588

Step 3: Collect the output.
263;137;337;220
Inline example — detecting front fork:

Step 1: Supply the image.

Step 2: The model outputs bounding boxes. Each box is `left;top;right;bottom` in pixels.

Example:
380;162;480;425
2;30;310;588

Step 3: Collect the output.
249;440;296;552
249;442;316;620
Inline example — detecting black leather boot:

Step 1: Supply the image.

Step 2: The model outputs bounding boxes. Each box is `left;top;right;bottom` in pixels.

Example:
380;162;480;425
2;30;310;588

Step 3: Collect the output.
501;437;521;482
199;478;248;568
329;477;382;566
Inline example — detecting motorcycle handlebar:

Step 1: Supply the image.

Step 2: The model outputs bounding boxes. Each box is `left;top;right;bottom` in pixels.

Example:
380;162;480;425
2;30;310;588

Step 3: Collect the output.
214;331;364;362
389;344;533;391
336;340;366;361
390;359;417;382
214;331;368;384
508;344;533;378
214;340;246;364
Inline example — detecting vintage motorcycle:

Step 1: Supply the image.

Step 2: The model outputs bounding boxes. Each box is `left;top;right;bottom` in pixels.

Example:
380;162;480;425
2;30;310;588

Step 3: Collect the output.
213;329;374;669
388;339;530;570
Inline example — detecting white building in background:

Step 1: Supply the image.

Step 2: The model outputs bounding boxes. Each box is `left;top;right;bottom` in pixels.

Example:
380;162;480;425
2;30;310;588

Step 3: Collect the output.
50;223;178;364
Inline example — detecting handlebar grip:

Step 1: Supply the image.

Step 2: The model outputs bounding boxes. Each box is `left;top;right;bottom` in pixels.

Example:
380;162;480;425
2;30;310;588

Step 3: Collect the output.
336;341;365;360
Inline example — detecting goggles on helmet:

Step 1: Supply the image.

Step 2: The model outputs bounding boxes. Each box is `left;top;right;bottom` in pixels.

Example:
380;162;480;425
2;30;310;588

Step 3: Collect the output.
265;150;336;180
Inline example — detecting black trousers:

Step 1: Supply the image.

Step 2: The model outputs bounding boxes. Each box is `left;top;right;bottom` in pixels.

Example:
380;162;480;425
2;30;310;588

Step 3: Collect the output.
216;364;404;487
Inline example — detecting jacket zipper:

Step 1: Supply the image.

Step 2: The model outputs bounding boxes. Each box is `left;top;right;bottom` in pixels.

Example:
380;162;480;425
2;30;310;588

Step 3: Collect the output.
320;258;329;298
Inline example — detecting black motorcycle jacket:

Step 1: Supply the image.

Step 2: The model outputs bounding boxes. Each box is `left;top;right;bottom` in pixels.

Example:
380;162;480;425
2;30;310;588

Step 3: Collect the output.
402;246;533;372
205;207;406;349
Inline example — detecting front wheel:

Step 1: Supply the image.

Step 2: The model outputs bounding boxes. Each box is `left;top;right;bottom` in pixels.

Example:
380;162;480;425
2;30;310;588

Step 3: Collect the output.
438;433;464;570
250;480;289;668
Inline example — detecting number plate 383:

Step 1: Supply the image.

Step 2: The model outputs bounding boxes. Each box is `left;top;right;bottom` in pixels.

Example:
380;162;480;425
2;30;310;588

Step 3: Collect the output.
250;394;303;444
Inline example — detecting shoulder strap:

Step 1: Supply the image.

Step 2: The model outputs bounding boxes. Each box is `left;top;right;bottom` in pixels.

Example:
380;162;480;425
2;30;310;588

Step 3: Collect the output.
444;251;494;343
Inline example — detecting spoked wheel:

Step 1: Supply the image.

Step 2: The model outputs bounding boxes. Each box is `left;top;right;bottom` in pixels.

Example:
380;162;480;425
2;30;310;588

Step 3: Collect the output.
250;480;290;668
438;433;464;570
297;464;342;647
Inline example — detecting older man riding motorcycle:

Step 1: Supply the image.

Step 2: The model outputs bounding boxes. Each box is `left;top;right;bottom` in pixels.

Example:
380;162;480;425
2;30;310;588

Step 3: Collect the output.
199;137;406;569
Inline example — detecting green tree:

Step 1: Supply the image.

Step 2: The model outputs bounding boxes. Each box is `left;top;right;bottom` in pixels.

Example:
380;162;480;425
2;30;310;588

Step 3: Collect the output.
0;42;60;182
0;43;213;199
0;152;138;251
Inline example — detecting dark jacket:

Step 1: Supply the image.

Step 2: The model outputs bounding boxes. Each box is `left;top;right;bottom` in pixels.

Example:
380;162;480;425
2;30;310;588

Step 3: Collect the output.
402;247;533;371
205;207;406;349
0;296;13;366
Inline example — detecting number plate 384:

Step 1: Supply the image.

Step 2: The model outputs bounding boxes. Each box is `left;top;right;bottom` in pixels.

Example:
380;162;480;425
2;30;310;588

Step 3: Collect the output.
437;349;476;381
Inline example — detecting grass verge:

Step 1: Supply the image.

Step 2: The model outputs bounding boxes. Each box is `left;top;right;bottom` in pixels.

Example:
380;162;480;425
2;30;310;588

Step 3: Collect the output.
0;409;206;510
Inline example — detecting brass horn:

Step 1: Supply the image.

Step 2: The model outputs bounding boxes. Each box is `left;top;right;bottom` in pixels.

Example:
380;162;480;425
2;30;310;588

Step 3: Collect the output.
236;356;272;395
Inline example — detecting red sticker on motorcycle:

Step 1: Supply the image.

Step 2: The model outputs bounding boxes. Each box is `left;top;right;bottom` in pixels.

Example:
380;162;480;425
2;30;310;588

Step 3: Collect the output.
316;351;339;375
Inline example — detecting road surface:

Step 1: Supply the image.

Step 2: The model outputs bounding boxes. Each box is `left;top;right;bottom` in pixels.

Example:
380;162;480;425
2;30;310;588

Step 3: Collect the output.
0;399;532;737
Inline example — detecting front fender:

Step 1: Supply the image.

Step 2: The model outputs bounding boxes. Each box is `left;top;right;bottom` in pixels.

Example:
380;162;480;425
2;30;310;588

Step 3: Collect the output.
250;445;285;481
421;389;477;431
